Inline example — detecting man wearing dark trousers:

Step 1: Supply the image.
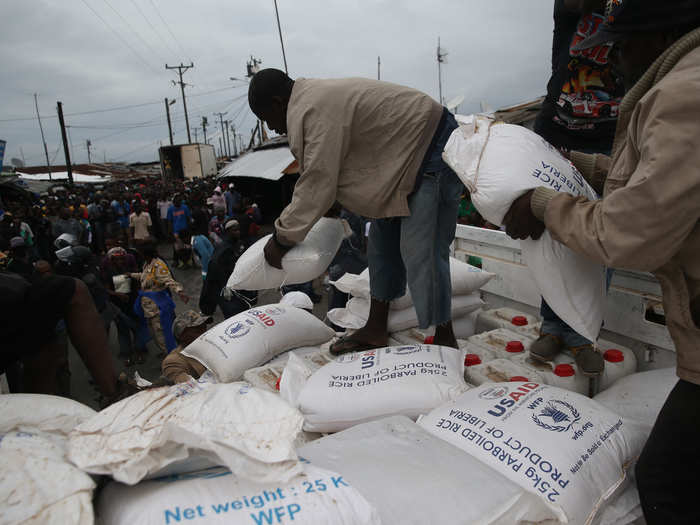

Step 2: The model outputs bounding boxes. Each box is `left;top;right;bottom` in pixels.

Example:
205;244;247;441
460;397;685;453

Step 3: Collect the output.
504;2;700;522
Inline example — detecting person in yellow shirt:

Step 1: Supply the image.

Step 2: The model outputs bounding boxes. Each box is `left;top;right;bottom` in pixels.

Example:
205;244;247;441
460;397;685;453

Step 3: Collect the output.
131;242;188;356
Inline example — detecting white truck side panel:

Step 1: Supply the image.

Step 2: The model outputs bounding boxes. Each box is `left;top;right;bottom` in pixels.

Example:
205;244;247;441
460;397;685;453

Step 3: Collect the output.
453;224;676;371
199;144;217;177
181;144;202;180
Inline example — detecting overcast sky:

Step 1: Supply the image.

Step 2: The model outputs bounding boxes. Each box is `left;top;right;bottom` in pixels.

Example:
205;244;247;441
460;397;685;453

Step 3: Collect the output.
1;0;554;166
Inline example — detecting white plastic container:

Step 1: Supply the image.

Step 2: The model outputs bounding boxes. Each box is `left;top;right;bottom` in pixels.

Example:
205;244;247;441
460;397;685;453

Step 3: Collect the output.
514;354;589;395
459;341;498;364
466;328;535;362
475;307;539;335
597;340;638;390
466;358;545;386
461;345;498;383
551;339;637;392
246;347;332;392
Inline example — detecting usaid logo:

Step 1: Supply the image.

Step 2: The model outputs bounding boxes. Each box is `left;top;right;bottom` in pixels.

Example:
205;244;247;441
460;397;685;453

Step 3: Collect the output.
532;399;581;433
225;321;251;339
486;382;541;417
264;306;284;316
335;352;360;364
391;345;421;355
479;385;509;400
247;309;275;327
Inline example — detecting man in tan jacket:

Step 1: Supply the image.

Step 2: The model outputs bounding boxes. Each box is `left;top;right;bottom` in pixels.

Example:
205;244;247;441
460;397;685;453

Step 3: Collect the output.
504;1;700;521
249;70;463;353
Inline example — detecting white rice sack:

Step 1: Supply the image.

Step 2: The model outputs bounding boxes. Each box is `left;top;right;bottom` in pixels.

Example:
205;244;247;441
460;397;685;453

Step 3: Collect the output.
0;393;96;441
443;118;606;342
330;257;494;310
594;367;677;434
182;304;334;383
345;292;484;332
326;305;366;330
419;382;647;524
279;290;314;310
282;345;468;433
1;430;95;525
68;380;304;485
97;462;380;525
227;218;344;291
300;415;555;524
452;308;481;339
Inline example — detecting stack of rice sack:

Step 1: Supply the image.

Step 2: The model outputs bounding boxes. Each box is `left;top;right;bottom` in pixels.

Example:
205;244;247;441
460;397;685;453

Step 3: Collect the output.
327;257;494;339
66;377;382;525
0;394;97;524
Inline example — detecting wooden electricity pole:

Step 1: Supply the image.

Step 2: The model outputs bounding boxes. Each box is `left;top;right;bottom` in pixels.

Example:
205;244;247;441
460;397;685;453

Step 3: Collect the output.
56;101;74;185
34;93;52;179
166;62;194;143
164;97;174;145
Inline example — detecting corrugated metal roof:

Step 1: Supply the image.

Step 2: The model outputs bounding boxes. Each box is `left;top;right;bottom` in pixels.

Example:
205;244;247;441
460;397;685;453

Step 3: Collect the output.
219;146;295;181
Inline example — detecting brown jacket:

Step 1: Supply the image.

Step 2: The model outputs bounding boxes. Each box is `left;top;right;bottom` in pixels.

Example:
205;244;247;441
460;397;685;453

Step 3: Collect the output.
532;29;700;384
275;78;443;245
162;345;206;383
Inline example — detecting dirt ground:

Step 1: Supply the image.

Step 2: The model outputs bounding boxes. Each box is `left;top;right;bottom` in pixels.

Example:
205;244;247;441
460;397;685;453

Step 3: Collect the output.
68;244;330;409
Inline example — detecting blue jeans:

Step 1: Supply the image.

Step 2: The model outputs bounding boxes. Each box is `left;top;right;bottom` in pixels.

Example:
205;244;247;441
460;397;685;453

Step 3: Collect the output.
368;166;462;329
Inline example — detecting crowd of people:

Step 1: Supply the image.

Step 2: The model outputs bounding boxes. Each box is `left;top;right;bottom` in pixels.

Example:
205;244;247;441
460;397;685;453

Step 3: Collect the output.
1;0;698;521
0;176;265;402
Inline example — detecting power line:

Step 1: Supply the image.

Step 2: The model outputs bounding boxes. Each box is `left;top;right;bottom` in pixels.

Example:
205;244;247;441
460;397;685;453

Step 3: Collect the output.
128;0;179;59
0;86;240;123
101;0;168;66
166;62;194;143
79;0;161;76
147;0;191;62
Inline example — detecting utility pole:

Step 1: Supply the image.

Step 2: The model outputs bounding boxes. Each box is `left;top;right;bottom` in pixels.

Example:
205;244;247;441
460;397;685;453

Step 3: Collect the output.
218;137;223;159
231;124;238;156
34;93;52;180
66;126;76;166
165;62;194;143
56;101;74;185
214;112;227;154
377;56;381;80
224;120;232;157
437;37;447;105
201;117;208;144
192;127;199;143
164;97;174;145
86;139;92;164
273;0;288;74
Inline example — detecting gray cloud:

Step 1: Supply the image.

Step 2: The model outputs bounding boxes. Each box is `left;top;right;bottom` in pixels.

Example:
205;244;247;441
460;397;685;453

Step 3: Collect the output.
0;0;553;166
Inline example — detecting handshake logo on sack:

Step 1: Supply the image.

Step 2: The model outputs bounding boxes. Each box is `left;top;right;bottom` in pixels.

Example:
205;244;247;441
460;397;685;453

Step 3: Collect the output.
532;400;581;433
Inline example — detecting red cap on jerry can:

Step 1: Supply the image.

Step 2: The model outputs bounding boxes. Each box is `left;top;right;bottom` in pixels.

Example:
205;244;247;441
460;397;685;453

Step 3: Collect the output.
506;341;524;353
554;364;575;377
465;354;482;366
511;316;528;326
604;349;624;362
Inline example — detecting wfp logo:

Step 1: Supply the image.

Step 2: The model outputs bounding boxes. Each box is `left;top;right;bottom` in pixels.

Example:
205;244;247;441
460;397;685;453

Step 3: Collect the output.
225;321;251;339
532;400;581;433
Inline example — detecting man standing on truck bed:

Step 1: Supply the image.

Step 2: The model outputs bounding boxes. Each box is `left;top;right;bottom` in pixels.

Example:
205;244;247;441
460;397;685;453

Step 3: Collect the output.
248;69;463;353
504;1;700;521
529;0;624;377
